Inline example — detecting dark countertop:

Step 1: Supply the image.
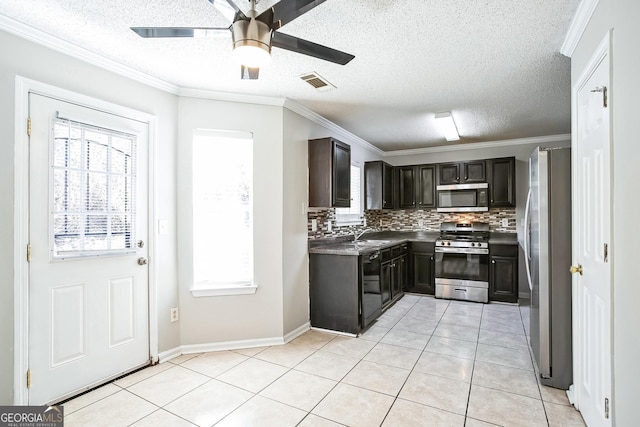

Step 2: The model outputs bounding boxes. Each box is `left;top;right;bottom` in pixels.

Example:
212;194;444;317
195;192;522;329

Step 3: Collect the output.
309;230;518;255
308;231;438;256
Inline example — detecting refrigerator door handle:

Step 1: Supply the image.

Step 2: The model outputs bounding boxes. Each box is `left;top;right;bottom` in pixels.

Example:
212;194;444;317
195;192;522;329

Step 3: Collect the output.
524;189;533;291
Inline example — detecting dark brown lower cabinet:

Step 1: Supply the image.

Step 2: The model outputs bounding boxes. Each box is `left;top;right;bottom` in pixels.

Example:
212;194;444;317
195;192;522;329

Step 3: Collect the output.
489;244;518;303
407;242;436;294
382;244;407;307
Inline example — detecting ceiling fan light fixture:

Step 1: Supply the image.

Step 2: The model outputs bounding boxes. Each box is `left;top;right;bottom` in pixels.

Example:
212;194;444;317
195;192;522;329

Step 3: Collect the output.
231;18;272;68
434;112;460;141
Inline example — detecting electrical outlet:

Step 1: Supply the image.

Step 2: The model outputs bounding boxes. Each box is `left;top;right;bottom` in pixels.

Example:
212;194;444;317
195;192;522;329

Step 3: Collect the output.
380;219;383;227
327;220;332;232
501;218;509;227
311;219;317;231
418;219;424;228
170;307;179;323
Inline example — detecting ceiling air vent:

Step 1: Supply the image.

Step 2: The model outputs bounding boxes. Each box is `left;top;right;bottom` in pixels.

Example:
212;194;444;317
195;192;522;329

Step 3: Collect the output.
300;72;335;92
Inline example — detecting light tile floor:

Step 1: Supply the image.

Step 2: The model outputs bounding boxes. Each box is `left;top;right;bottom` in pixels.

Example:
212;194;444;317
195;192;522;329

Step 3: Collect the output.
62;295;586;426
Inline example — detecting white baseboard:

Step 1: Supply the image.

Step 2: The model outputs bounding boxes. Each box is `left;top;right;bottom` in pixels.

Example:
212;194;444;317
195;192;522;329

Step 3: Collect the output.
158;346;182;363
311;326;356;338
158;323;313;361
181;336;285;354
284;322;310;343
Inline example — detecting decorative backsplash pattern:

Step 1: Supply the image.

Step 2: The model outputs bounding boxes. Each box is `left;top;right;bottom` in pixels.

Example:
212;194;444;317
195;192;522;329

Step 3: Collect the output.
307;208;517;239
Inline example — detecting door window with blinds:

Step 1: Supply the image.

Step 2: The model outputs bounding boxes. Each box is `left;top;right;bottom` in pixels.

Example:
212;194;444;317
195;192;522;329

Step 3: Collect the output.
51;118;137;258
191;130;254;292
335;164;362;225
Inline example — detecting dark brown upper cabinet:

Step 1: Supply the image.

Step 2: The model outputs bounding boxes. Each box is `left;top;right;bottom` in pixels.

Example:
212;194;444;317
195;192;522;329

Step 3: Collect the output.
488;157;516;207
308;137;351;208
364;161;394;210
395;164;437;209
397;166;417;209
438;160;486;185
416;164;436;208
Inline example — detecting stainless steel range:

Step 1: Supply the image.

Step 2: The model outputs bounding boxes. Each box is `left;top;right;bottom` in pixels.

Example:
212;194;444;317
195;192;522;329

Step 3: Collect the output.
435;222;490;303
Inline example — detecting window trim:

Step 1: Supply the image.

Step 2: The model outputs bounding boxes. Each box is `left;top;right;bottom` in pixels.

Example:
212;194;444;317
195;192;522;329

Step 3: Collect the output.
189;129;257;298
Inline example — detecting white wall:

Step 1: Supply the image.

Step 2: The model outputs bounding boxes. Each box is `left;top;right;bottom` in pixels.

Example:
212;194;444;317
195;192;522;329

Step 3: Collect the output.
570;1;640;424
0;29;180;404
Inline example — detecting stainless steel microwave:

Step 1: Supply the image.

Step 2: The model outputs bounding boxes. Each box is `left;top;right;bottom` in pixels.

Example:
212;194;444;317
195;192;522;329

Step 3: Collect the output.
436;183;489;212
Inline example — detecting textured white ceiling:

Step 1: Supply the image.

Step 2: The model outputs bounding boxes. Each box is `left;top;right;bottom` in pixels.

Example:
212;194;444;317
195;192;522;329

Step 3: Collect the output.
0;0;580;151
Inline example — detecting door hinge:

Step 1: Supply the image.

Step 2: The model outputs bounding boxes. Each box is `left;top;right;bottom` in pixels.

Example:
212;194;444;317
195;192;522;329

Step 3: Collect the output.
26;243;31;263
605;397;610;419
27;117;31;137
604;243;609;263
26;369;31;389
591;86;608;108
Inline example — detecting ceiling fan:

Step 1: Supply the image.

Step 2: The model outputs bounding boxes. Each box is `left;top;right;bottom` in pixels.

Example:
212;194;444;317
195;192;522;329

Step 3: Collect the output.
131;0;355;79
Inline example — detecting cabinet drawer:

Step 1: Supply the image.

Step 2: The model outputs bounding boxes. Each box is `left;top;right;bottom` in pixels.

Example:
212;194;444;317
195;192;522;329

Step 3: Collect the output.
490;244;517;257
411;242;436;253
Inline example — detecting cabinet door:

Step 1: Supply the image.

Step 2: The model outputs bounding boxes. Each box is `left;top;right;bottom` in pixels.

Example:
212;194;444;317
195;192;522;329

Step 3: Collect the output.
397;166;417;208
383;162;394;208
411;252;435;294
364;161;383;210
416;164;436;208
438;163;460;185
332;140;351;207
463;160;486;183
397;254;407;294
488;157;516;207
380;261;392;305
489;255;518;303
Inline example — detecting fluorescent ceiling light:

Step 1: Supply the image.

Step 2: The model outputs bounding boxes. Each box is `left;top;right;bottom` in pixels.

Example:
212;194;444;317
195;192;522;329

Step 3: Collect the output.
435;112;460;141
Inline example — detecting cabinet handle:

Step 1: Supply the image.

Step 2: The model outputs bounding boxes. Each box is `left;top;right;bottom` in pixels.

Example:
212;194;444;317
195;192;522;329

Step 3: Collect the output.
465;176;467;180
492;260;496;264
431;256;434;261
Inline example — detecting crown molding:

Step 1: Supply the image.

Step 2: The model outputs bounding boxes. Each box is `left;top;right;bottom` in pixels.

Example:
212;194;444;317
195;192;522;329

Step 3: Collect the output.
283;99;385;156
383;134;571;157
560;0;600;57
0;13;180;94
179;87;286;107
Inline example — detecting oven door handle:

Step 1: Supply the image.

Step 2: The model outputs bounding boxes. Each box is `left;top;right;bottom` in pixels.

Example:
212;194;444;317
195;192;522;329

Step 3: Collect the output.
435;247;489;255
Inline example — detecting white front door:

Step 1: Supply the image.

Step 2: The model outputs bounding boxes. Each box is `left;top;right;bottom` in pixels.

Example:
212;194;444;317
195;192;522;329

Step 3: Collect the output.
28;93;150;404
573;41;612;426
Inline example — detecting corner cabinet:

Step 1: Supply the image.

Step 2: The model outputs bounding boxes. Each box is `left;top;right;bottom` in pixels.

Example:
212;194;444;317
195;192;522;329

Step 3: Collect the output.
364;161;394;209
438;161;486;185
488;157;516;207
308;137;351;208
489;244;518;303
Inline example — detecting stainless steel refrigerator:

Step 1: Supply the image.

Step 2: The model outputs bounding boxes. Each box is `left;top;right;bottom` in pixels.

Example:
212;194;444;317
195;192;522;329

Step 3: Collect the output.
524;147;572;389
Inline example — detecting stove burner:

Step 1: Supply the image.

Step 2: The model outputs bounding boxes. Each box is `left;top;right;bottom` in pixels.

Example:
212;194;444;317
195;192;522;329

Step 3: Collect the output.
437;221;490;248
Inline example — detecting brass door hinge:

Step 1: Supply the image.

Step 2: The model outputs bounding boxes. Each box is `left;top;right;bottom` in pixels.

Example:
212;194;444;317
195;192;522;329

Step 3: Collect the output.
605;397;610;419
26;369;31;389
26;244;31;263
27;117;31;137
604;243;609;263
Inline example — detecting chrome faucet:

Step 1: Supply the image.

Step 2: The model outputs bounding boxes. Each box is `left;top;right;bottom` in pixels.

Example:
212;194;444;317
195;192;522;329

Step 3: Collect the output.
354;229;371;241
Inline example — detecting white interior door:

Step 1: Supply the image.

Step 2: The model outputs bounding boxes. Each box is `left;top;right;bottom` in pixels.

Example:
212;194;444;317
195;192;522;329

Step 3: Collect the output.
28;93;150;404
573;44;612;426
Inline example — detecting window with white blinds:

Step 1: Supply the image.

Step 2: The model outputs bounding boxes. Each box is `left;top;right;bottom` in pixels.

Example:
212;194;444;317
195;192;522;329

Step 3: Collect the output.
192;131;254;290
335;164;362;225
52;119;137;258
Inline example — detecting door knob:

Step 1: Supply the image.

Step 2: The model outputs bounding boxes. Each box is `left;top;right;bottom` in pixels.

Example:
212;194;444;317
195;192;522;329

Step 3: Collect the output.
137;257;148;266
569;264;583;275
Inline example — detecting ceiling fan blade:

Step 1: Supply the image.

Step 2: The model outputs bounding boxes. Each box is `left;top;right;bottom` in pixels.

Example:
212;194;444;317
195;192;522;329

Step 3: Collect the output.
271;31;354;65
208;0;247;22
258;0;327;30
131;27;229;38
241;65;260;80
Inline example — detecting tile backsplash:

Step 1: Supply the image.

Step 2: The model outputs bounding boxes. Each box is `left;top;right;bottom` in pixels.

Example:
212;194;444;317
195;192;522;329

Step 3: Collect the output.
307;208;517;239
